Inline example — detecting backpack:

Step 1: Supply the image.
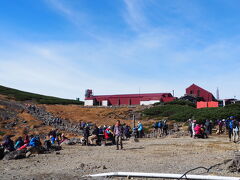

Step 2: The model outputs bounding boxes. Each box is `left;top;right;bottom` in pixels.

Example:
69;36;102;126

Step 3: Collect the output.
233;121;238;129
229;121;233;129
158;121;162;128
153;122;158;128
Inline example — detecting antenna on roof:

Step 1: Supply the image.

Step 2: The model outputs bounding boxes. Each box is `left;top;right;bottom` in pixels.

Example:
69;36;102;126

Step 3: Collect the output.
216;87;219;100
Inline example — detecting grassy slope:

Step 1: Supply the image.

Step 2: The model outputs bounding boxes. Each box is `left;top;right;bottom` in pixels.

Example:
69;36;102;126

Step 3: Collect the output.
143;100;240;122
0;85;83;105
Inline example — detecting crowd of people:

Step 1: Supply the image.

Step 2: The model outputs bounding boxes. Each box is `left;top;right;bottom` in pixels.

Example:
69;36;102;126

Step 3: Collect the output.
188;119;211;139
0;119;147;154
80;120;145;150
152;120;169;137
1;134;42;153
187;116;240;143
1;102;239;156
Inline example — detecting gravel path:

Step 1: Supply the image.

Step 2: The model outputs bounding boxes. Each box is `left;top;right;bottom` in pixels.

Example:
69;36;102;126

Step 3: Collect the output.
0;135;240;179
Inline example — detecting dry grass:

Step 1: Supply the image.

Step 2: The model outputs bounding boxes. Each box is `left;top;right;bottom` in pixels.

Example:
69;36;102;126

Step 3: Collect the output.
44;105;136;126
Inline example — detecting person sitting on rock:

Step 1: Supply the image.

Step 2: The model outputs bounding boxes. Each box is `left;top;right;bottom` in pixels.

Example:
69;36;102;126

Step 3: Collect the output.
194;124;202;138
59;133;69;144
194;124;207;138
29;135;41;147
1;135;15;152
17;135;30;150
14;137;24;149
104;126;114;144
24;135;30;145
88;125;99;145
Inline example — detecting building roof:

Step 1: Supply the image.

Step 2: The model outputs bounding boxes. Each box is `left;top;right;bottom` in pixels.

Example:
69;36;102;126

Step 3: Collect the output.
85;93;172;100
186;84;213;95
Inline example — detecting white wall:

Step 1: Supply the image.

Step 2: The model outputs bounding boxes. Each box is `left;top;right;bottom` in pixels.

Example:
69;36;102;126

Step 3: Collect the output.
84;100;94;106
140;100;160;105
102;100;108;106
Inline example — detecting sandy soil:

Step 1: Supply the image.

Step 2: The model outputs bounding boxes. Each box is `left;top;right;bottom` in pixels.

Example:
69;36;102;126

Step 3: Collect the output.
1;135;240;180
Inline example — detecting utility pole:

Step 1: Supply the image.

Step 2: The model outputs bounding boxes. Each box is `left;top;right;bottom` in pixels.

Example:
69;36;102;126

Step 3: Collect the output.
133;114;136;128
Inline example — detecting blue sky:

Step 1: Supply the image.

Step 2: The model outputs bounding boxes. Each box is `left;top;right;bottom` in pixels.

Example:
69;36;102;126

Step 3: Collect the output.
0;0;240;100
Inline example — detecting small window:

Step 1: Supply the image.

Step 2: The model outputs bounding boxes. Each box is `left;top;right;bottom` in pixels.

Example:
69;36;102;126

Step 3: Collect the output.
190;90;193;94
197;90;200;96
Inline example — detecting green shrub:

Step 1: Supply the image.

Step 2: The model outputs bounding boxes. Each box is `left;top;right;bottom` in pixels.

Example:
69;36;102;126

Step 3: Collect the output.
0;85;84;105
142;103;240;122
164;99;196;107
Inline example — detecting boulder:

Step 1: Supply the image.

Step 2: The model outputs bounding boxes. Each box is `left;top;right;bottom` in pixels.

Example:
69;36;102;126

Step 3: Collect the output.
228;153;240;172
28;146;46;154
3;150;26;160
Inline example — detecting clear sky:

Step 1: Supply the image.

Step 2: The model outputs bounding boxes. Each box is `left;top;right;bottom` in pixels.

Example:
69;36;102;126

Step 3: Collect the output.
0;0;239;100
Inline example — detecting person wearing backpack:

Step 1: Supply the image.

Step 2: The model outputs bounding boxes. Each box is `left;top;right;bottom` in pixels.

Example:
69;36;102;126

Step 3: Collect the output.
228;117;234;142
153;122;158;138
158;121;163;137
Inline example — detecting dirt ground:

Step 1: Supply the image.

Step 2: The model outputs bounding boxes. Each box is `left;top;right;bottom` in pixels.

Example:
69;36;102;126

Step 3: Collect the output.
1;135;240;180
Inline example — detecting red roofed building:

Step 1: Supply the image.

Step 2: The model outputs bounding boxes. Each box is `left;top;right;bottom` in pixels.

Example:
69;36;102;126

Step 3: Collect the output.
84;89;175;106
186;84;216;102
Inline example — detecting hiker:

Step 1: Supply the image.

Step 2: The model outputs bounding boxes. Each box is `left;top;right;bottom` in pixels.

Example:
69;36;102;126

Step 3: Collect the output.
194;124;207;138
153;121;159;137
29;135;41;147
59;133;69;144
209;120;213;135
124;125;131;140
137;121;144;138
188;119;193;137
192;120;197;138
83;124;90;145
98;126;105;141
14;137;24;149
88;125;99;145
48;129;58;144
17;135;30;150
24;135;30;144
114;120;123;150
228;117;234;141
218;119;224;134
204;120;210;135
1;135;15;152
162;120;168;136
104;126;114;144
232;119;239;143
158;120;163;137
133;126;138;138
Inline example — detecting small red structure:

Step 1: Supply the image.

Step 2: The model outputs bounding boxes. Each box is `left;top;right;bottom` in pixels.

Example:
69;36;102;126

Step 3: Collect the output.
84;89;175;106
208;101;219;108
197;101;219;109
197;101;208;109
186;84;216;102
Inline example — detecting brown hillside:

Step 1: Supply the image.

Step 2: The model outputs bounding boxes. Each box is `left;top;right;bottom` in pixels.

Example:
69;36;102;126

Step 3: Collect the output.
44;105;137;126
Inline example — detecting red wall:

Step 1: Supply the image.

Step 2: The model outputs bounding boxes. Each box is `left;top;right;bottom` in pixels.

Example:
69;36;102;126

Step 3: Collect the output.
186;84;214;102
86;93;174;106
197;101;208;109
197;101;219;109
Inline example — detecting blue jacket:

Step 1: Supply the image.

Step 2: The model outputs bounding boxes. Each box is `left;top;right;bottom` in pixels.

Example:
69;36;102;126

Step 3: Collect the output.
138;123;143;131
29;137;40;147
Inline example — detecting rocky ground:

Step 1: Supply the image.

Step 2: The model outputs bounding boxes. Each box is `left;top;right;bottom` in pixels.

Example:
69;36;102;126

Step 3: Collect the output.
1;135;240;180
